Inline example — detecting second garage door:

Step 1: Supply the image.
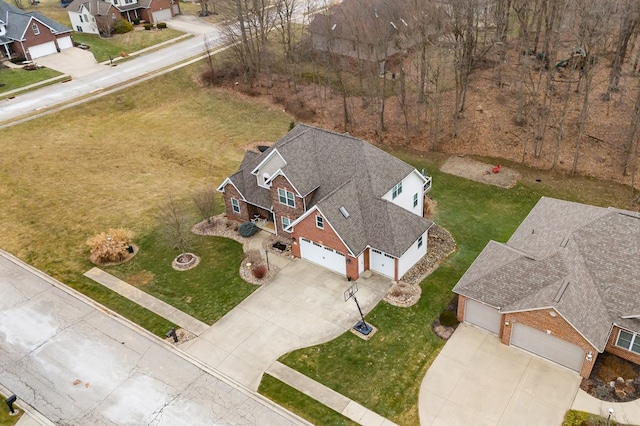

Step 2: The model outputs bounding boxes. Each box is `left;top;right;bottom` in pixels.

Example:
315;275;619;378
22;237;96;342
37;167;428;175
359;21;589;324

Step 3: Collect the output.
510;323;584;373
28;41;57;59
370;249;395;278
299;238;346;276
464;299;502;334
56;36;73;50
152;9;172;23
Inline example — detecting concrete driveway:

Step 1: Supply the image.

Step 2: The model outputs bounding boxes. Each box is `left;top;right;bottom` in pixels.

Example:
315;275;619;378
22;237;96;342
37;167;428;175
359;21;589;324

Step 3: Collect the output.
419;324;581;426
35;47;104;78
182;255;393;391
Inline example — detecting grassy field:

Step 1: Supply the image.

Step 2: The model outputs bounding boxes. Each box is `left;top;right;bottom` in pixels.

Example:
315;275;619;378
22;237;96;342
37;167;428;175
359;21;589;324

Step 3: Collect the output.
0;62;291;335
72;29;184;63
275;150;633;424
0;67;62;94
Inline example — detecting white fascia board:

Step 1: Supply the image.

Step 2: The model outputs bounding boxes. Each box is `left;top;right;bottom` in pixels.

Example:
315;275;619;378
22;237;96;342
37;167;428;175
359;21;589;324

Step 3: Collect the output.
250;149;286;175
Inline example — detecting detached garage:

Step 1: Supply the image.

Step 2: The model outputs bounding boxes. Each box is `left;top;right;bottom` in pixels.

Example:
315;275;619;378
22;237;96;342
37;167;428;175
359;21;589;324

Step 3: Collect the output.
510;323;585;373
299;238;346;276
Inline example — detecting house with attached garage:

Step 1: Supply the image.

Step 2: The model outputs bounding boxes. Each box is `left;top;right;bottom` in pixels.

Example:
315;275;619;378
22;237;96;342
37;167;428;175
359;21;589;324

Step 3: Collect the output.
66;0;121;35
0;0;72;60
217;124;433;281
453;197;640;378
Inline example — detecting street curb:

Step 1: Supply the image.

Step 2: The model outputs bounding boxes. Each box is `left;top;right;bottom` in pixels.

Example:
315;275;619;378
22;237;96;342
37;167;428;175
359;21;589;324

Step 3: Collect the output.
0;249;312;426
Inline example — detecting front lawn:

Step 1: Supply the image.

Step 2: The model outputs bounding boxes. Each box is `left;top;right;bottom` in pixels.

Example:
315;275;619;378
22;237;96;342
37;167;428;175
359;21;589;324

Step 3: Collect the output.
0;392;22;426
0;67;62;94
0;62;291;337
107;229;255;325
72;29;184;63
274;153;633;425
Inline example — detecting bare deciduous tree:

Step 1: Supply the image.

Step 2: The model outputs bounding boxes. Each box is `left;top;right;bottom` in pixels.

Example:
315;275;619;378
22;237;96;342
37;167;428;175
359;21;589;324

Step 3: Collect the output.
160;195;193;257
193;186;217;225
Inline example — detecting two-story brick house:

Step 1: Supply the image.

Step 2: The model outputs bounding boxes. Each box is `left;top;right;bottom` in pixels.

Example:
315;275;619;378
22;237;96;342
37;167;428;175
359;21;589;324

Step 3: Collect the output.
217;124;433;281
454;197;640;378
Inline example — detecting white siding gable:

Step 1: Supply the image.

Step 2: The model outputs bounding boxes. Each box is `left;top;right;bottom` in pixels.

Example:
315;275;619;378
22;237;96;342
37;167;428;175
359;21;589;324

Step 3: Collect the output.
69;5;99;34
382;170;425;216
397;229;428;278
255;150;286;188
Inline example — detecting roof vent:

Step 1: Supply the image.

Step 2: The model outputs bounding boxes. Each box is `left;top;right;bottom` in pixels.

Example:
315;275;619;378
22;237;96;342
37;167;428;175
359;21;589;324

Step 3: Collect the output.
553;279;570;303
339;206;350;218
560;237;570;248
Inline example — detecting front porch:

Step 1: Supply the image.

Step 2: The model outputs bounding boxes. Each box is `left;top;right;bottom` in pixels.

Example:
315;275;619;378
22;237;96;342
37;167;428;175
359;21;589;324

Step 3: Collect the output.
252;216;276;234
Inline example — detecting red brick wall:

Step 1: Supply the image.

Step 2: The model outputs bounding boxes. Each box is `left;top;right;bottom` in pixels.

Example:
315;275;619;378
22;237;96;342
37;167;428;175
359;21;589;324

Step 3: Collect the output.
291;210;357;278
457;295;467;323
271;175;306;234
19;19;58;60
604;327;640;365
221;184;249;223
502;309;597;378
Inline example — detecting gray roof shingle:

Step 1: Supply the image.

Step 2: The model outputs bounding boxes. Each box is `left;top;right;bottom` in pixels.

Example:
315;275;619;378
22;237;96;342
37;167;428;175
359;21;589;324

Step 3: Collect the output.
0;0;70;40
224;124;432;257
453;196;640;351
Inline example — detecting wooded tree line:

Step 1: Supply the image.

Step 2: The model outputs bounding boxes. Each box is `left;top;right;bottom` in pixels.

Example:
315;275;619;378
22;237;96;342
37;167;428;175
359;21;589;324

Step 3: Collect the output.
216;0;640;201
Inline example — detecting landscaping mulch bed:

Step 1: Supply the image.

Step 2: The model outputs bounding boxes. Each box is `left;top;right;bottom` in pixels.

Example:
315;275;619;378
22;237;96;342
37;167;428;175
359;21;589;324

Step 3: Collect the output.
384;224;456;307
580;352;640;402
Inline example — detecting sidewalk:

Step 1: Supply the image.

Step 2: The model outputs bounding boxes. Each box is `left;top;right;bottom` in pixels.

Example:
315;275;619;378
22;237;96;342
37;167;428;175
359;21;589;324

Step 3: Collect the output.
572;388;640;425
83;232;397;426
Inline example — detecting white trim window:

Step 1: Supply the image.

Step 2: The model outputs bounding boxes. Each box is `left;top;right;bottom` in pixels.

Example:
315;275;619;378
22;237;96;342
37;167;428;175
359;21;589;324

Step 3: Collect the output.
32;23;39;35
392;182;402;199
278;188;295;207
231;198;240;213
413;193;419;208
316;215;324;229
281;216;292;232
418;235;423;248
616;329;640;354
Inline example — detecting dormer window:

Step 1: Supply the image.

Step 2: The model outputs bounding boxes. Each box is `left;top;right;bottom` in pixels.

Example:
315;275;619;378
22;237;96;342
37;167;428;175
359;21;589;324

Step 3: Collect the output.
263;172;270;186
32;23;39;35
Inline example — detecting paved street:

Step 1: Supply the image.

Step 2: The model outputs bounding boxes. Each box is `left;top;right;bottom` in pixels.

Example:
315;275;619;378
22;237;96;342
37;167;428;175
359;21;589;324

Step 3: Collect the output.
0;250;308;425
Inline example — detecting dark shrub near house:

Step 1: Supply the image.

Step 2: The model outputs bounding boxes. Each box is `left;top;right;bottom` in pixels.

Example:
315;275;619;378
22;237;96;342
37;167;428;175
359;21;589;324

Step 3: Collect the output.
133;18;140;25
439;311;459;327
157;22;167;29
238;221;258;238
252;264;267;279
144;23;153;30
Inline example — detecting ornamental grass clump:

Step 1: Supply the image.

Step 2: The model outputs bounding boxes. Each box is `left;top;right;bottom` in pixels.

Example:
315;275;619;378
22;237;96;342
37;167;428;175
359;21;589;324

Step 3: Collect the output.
87;228;134;264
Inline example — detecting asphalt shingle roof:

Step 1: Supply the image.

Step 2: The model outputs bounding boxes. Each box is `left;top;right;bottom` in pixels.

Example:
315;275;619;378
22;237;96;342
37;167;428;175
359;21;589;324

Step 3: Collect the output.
453;197;640;351
0;0;70;41
224;124;432;258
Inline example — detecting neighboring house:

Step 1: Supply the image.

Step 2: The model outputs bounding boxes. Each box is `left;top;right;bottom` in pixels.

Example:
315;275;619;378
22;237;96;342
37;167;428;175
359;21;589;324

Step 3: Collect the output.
217;124;433;281
0;0;72;60
453;197;640;378
308;0;421;74
67;0;179;29
66;0;120;35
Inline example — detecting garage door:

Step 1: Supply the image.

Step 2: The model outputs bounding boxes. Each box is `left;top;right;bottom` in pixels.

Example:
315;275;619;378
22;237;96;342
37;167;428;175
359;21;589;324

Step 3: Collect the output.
511;323;584;372
370;249;394;278
56;36;73;50
300;238;346;276
152;9;172;23
28;41;57;59
464;299;502;334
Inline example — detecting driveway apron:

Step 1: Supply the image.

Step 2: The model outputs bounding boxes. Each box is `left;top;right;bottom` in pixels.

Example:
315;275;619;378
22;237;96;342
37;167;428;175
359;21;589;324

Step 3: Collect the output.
419;324;581;426
182;258;393;391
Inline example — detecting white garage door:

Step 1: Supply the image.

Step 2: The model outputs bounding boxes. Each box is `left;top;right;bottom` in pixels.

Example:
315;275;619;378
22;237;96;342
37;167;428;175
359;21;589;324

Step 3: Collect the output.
511;323;585;373
28;41;57;59
464;299;502;334
300;238;346;276
152;9;172;23
370;249;394;278
56;36;73;50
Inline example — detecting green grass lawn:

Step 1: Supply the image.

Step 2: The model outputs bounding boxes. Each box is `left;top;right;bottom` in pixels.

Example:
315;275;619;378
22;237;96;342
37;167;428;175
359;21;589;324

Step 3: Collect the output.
72;29;184;63
259;375;358;426
274;151;633;425
0;62;291;336
107;229;256;325
562;410;628;426
0;67;62;94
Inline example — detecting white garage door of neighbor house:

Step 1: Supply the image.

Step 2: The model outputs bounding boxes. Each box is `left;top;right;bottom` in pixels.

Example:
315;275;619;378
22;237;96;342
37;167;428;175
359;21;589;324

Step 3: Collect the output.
299;238;346;276
511;323;585;373
28;41;57;59
370;249;395;278
57;36;73;50
464;299;502;334
152;9;172;23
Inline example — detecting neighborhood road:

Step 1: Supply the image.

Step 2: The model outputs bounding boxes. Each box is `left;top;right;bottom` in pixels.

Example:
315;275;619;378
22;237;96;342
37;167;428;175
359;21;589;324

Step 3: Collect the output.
0;250;309;425
0;27;222;125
